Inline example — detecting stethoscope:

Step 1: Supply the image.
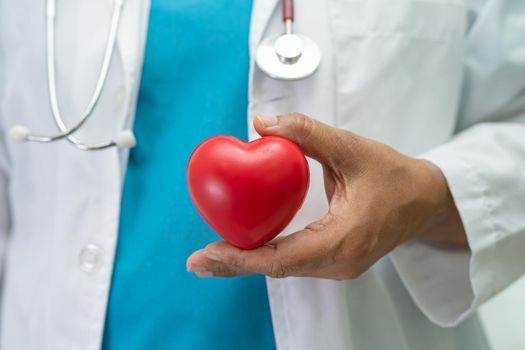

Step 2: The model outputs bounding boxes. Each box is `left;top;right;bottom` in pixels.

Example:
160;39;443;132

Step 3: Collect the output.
9;0;136;150
256;0;321;81
9;0;321;151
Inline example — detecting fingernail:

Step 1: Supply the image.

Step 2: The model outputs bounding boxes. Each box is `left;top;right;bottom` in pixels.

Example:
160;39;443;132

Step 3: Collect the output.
257;115;278;128
187;266;207;273
204;251;222;262
196;271;214;278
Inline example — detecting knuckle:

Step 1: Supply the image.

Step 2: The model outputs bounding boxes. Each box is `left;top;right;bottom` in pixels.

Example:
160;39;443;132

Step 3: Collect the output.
215;263;232;274
291;113;315;143
222;254;242;269
308;212;341;236
304;215;331;233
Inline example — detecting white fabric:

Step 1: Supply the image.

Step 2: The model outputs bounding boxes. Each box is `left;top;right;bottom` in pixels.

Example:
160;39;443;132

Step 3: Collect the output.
390;0;525;326
0;0;523;349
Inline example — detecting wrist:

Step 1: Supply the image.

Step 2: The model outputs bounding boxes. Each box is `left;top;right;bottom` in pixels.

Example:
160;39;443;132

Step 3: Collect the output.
413;159;469;247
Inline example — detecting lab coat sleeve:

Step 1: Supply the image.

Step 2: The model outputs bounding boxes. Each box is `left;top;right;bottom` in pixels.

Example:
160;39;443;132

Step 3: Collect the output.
390;0;525;327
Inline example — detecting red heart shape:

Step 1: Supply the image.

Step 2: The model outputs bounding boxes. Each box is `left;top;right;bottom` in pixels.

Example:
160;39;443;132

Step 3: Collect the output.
187;135;309;249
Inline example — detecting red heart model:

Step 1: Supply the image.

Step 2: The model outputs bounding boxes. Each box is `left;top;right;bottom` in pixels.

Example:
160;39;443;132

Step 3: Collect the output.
187;135;309;249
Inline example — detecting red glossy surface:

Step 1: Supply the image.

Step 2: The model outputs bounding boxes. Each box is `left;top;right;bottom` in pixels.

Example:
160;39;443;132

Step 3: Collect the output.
187;135;309;249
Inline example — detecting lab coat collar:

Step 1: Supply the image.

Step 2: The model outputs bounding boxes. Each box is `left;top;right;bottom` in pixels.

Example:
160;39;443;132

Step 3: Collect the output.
247;0;290;110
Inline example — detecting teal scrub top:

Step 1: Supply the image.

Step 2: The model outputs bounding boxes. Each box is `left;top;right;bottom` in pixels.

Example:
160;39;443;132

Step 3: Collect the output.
102;1;275;349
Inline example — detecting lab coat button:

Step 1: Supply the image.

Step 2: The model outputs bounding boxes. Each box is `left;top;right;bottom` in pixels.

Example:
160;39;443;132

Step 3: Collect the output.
79;244;104;273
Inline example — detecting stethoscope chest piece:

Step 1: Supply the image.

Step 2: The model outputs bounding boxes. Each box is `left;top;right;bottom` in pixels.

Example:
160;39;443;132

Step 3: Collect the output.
256;0;321;81
256;33;321;81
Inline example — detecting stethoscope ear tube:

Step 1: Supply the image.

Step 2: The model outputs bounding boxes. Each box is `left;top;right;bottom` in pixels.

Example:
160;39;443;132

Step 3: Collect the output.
8;0;136;151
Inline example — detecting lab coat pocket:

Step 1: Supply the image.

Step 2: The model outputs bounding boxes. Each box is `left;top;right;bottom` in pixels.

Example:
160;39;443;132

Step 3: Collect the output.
328;0;467;155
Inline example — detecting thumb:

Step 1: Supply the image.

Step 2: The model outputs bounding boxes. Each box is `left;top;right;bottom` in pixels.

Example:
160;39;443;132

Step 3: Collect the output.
254;113;352;165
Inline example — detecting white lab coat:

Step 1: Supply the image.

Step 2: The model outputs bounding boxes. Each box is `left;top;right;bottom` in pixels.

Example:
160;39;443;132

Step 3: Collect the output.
0;0;524;349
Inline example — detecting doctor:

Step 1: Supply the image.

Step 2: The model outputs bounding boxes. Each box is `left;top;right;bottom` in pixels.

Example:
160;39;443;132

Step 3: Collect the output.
1;0;524;349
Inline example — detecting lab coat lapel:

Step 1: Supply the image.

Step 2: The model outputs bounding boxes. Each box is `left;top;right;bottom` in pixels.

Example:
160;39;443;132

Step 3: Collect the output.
249;0;280;58
116;0;150;92
114;0;150;171
248;0;291;141
115;0;151;131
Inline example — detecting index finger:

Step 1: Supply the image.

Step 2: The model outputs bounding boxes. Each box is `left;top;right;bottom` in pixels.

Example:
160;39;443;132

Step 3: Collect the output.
200;219;339;278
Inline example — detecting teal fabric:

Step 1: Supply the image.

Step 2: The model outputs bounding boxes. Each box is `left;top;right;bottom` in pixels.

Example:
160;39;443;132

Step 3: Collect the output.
102;1;275;349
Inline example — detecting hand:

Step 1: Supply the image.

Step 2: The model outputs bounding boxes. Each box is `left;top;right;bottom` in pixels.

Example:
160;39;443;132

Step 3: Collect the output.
186;113;467;279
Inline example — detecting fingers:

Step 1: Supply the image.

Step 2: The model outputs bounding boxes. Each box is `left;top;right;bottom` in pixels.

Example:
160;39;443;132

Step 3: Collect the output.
186;249;243;278
253;113;359;168
187;215;343;278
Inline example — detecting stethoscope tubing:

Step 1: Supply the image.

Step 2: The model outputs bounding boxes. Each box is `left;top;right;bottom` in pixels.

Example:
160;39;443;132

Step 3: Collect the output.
10;0;319;151
37;0;125;150
11;0;132;151
282;0;294;21
255;0;321;81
